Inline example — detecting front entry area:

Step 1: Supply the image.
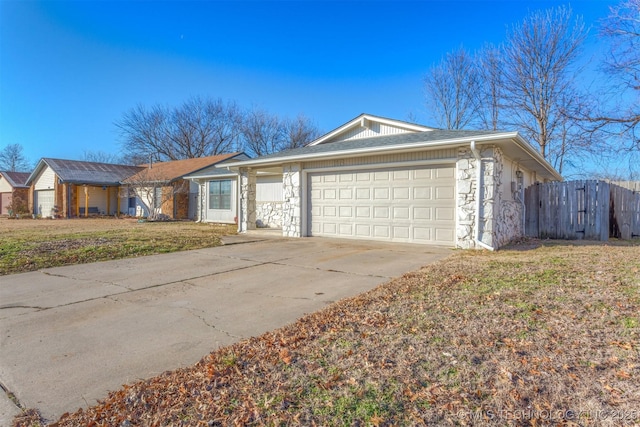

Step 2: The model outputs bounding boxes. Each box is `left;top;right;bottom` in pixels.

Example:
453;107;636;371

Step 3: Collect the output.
307;164;456;245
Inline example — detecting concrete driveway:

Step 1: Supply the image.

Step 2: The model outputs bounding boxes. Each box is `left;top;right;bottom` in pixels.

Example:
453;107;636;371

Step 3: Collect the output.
0;234;451;425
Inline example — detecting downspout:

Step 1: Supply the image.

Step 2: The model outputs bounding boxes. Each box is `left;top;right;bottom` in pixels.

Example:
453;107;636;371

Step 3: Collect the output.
470;141;494;251
515;170;526;238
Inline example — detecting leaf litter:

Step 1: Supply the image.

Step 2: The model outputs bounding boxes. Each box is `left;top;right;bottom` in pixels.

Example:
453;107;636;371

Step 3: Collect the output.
13;240;640;426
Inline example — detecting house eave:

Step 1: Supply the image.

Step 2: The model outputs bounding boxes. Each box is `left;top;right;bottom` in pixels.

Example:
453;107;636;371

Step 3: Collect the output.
221;132;521;169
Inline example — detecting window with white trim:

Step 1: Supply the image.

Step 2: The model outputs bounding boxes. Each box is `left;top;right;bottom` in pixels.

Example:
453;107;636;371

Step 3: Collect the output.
209;180;231;210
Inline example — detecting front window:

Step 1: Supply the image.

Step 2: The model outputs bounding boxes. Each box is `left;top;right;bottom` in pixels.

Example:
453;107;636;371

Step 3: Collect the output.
209;180;231;210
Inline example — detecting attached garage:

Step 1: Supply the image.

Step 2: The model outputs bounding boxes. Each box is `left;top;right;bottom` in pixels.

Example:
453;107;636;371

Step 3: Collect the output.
228;114;562;250
308;165;456;245
34;190;55;218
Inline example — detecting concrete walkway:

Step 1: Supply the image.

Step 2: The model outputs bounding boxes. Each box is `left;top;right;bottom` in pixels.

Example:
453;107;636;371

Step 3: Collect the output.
0;234;451;425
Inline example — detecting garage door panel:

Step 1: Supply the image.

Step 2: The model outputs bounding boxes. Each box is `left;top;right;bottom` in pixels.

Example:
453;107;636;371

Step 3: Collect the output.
393;170;410;180
356;206;370;218
437;167;455;179
373;225;389;238
322;223;337;234
436;187;455;199
435;228;455;242
339;188;352;199
413;227;432;241
393;207;409;219
339;206;352;217
323;206;336;216
355;224;371;237
373;188;389;199
356;188;370;199
393;187;410;199
414;207;432;220
374;171;389;181
339;224;353;234
393;227;410;239
436;207;455;221
373;206;390;219
413;187;431;199
309;165;455;246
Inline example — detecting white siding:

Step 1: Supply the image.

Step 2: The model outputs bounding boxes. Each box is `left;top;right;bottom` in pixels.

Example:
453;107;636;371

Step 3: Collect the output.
331;122;415;143
304;149;457;170
0;176;12;193
257;175;283;202
34;166;56;190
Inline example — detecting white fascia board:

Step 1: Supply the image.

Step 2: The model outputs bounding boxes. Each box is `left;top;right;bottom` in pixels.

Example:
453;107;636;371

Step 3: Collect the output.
222;133;519;169
183;172;238;180
25;159;49;186
511;134;563;181
307;114;433;147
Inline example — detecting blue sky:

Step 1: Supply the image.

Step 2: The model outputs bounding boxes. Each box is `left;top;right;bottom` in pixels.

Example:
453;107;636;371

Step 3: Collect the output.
1;0;612;165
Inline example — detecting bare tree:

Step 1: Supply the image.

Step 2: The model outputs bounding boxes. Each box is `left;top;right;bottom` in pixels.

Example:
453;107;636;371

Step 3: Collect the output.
281;114;321;150
424;47;480;129
116;97;244;162
501;6;588;159
476;44;504;131
82;150;124;164
240;109;319;156
584;0;640;149
241;109;284;157
0;144;31;172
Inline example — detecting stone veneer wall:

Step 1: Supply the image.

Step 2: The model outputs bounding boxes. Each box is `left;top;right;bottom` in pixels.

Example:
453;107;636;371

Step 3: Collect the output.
496;200;523;247
239;168;257;231
282;164;301;237
456;145;521;249
256;202;283;228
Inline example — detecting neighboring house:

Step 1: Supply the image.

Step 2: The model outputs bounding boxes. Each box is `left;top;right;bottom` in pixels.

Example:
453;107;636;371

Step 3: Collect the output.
183;153;283;225
25;158;143;218
223;113;562;250
123;153;246;220
0;171;30;216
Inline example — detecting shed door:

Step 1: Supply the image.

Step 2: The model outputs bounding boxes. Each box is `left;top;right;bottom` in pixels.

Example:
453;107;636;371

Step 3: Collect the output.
308;165;456;245
34;190;55;218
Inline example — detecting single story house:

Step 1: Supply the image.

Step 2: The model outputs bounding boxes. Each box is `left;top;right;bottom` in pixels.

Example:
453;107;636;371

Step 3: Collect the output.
0;171;30;216
122;153;246;220
26;158;144;218
222;114;562;250
184;153;284;226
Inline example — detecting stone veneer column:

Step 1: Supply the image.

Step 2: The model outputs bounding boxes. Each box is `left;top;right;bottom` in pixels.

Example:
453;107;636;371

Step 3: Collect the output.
282;164;302;237
456;149;477;249
456;146;503;249
239;168;257;232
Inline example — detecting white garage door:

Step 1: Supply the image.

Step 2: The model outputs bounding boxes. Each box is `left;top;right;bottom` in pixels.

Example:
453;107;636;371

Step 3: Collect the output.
308;165;456;245
34;190;55;218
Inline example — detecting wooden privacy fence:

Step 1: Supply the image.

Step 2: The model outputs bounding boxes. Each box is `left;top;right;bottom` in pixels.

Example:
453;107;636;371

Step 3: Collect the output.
525;180;640;241
610;183;640;239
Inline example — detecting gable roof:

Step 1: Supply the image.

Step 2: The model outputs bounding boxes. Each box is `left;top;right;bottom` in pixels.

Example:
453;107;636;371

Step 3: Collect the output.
224;128;562;181
123;153;244;184
183;153;251;179
307;113;435;146
0;171;30;188
26;158;144;186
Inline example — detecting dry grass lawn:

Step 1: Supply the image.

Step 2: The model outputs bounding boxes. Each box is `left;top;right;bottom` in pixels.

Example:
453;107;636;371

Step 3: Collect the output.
0;217;236;275
14;239;640;426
